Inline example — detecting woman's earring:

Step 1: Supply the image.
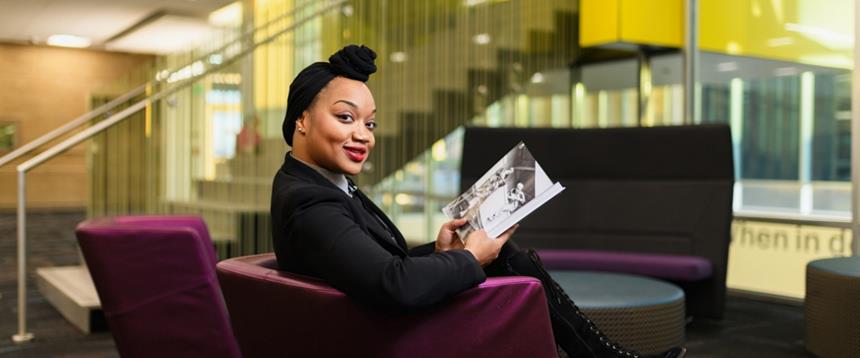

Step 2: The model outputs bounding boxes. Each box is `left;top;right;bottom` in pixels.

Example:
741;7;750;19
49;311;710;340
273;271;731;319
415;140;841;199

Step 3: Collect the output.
298;127;305;133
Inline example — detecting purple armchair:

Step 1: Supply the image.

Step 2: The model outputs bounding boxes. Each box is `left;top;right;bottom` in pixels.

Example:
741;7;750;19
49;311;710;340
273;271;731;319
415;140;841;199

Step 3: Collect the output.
217;253;558;358
76;216;242;358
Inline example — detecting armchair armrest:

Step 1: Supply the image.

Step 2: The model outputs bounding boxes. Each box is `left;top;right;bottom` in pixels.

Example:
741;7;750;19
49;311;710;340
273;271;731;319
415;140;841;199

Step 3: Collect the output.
217;254;557;358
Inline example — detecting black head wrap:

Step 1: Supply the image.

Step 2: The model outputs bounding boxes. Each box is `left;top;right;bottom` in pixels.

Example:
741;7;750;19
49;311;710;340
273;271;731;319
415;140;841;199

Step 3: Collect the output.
283;44;377;145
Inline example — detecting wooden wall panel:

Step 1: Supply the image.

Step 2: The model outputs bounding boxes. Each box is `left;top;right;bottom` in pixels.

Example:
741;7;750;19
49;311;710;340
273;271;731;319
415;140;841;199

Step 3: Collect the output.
0;43;152;209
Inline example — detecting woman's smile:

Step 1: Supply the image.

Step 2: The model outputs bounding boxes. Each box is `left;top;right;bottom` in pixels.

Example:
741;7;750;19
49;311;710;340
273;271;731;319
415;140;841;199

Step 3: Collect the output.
343;144;368;162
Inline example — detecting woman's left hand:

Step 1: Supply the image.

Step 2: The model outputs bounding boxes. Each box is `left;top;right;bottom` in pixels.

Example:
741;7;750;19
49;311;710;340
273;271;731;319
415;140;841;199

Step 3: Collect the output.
435;218;468;252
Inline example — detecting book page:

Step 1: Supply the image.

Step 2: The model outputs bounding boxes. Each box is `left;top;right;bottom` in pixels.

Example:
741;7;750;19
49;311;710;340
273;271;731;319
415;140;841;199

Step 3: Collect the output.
443;142;561;241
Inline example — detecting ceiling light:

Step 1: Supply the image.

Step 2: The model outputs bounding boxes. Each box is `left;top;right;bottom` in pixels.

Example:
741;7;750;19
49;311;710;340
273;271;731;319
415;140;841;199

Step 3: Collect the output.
432;140;447;161
209;53;224;65
395;193;414;205
473;33;491;45
155;70;170;81
209;2;243;28
725;41;742;54
717;62;738;72
166;60;206;83
46;34;92;48
390;51;407;63
530;72;544;83
773;67;799;77
767;37;794;47
342;5;354;17
785;23;853;47
751;1;762;17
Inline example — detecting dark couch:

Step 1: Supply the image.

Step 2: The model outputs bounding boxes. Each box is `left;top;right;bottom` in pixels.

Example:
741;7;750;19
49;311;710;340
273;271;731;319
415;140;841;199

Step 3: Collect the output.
459;125;734;318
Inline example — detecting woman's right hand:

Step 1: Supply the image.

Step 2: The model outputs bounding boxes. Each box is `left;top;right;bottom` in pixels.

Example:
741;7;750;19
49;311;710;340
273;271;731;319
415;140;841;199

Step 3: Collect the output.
464;224;518;267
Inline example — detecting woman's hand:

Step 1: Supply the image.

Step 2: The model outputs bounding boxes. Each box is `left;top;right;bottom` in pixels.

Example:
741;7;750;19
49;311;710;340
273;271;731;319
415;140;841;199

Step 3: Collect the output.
464;224;518;267
435;218;468;252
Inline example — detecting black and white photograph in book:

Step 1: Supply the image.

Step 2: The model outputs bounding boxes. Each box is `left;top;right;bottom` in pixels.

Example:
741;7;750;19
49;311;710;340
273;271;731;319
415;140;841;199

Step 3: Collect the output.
444;142;563;241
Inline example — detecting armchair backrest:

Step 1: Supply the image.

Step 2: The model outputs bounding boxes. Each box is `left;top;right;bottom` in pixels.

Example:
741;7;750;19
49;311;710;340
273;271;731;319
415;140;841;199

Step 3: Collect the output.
76;215;241;358
217;253;558;358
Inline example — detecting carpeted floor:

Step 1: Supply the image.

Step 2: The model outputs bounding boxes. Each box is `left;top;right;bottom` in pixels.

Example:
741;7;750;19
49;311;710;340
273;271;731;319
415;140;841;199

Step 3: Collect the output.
0;211;814;357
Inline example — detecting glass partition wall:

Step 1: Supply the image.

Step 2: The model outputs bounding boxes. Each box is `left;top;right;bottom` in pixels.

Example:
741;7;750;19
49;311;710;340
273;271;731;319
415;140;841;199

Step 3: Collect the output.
565;0;855;298
359;0;857;298
699;0;854;299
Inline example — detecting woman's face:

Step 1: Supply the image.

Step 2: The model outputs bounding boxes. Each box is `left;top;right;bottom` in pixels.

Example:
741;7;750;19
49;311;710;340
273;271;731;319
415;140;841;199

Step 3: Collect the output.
294;76;376;176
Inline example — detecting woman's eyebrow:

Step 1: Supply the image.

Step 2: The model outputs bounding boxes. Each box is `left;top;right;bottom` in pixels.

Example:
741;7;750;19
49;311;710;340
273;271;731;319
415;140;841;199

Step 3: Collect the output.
333;99;357;108
334;99;377;113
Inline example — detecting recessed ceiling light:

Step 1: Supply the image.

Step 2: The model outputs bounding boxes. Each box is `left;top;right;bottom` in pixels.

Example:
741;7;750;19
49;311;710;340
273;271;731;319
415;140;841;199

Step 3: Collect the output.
46;34;92;48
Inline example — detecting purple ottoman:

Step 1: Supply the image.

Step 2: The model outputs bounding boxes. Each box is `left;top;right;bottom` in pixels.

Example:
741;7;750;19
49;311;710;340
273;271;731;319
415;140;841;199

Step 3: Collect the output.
538;249;713;282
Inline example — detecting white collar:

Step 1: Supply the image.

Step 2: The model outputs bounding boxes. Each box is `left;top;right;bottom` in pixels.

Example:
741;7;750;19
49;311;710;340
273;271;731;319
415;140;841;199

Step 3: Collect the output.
290;152;351;196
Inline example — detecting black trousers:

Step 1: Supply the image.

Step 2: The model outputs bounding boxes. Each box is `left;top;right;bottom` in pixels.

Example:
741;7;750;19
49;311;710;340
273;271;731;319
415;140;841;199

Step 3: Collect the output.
413;240;571;352
410;240;523;278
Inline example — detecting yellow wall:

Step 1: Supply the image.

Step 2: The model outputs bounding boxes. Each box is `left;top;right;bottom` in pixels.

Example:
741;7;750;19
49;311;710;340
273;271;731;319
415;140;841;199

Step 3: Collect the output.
581;0;853;69
699;0;853;69
580;0;683;48
580;0;620;47
0;44;152;209
620;0;683;48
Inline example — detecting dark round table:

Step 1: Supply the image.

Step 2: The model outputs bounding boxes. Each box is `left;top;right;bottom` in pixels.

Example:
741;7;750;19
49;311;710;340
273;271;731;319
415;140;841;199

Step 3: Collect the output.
549;270;686;355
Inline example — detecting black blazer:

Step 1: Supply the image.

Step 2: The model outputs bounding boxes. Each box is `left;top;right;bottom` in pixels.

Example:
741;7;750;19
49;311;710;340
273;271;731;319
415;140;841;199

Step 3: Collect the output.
271;153;485;309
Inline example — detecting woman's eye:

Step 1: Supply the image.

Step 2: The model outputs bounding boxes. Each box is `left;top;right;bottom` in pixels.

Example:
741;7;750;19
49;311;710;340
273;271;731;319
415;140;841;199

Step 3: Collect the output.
337;114;353;122
366;121;377;130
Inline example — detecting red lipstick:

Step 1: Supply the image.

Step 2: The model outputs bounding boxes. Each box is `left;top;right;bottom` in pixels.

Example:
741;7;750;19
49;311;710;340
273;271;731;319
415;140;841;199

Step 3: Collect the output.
344;145;367;162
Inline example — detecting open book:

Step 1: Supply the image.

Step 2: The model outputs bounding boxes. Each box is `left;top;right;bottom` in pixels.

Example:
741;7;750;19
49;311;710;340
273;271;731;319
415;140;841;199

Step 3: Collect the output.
443;142;565;241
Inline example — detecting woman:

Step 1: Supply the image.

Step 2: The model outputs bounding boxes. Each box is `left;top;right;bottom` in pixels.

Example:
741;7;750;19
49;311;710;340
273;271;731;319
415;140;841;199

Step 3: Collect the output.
271;44;685;358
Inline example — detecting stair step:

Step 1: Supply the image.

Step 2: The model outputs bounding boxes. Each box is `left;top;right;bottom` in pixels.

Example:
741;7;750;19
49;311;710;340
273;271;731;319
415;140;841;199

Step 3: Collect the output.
194;178;271;205
35;266;105;334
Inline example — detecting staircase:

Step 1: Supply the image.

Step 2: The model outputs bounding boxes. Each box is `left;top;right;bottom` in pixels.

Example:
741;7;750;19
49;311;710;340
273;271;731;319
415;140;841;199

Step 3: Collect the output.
363;5;579;185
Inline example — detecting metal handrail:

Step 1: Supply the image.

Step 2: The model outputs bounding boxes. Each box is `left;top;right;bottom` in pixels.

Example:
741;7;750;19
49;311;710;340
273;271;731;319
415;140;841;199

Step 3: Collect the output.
0;0;327;170
0;85;146;169
12;0;347;342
